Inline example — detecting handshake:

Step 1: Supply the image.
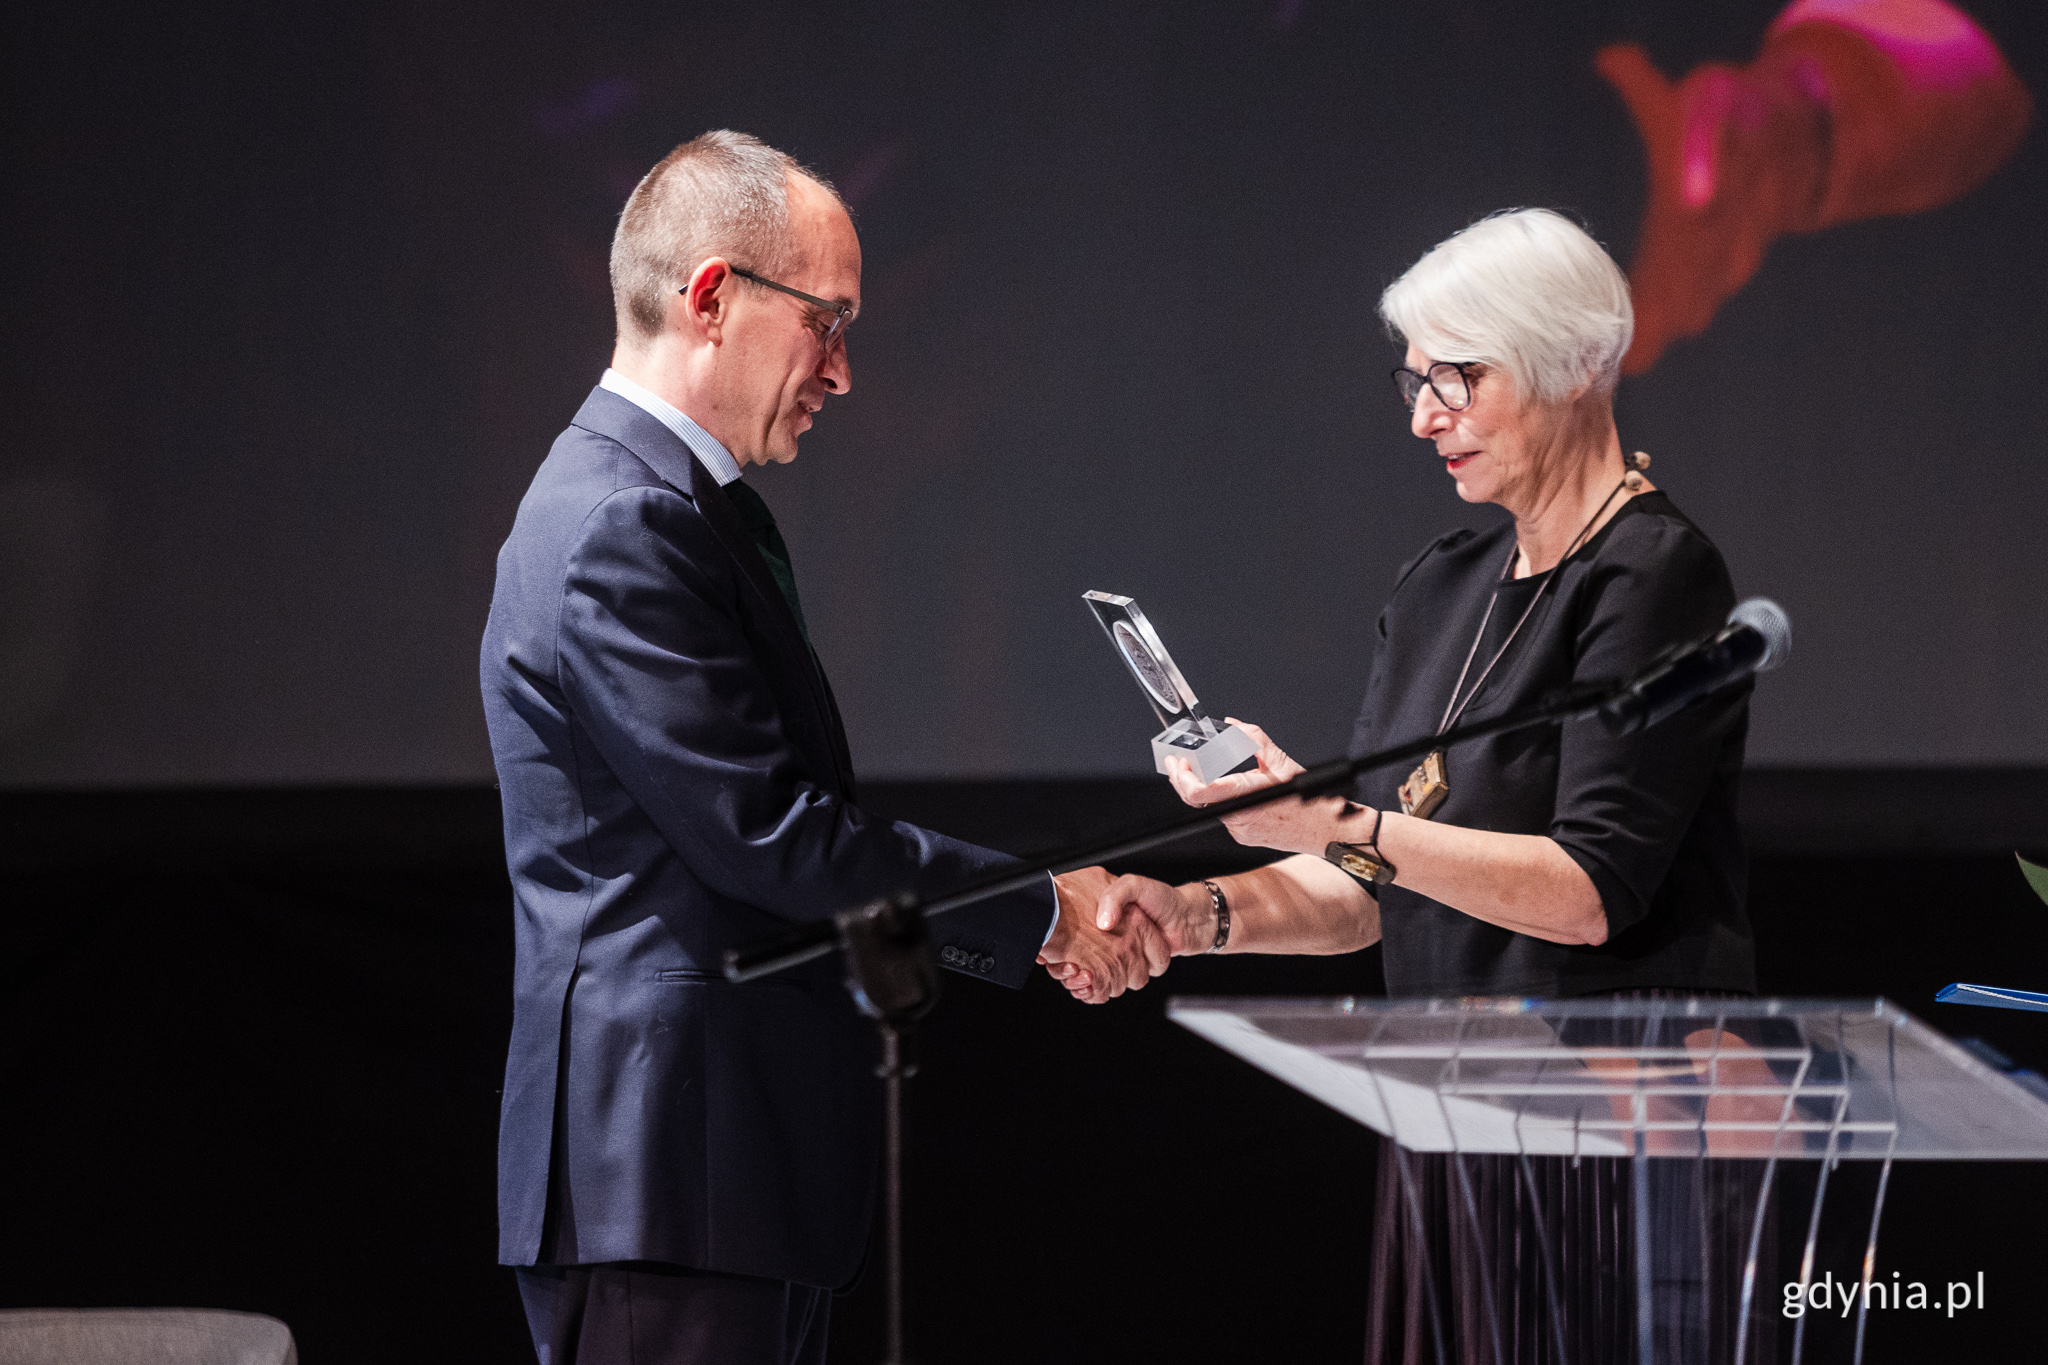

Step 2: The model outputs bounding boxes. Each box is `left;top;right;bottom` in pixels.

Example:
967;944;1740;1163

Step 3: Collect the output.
1031;721;1308;1002
1035;867;1212;1004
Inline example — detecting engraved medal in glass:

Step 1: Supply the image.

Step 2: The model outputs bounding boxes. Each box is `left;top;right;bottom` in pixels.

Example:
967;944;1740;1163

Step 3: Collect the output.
1082;591;1259;782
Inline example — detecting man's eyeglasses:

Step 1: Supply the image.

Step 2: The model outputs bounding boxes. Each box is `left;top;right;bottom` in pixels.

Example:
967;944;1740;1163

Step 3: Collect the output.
1392;361;1481;412
718;265;855;350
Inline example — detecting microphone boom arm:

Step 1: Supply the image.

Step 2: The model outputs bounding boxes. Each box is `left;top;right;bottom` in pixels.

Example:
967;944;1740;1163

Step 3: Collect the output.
725;676;1624;983
728;594;1786;984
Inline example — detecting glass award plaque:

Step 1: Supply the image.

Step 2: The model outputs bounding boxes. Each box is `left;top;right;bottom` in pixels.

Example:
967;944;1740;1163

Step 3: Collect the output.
1083;591;1258;782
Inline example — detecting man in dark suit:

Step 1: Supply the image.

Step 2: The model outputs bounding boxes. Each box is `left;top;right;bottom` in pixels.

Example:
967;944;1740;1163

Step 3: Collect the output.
480;131;1161;1365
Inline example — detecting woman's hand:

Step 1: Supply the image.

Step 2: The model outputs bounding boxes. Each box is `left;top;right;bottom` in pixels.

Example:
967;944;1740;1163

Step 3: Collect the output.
1093;874;1219;956
1169;719;1333;855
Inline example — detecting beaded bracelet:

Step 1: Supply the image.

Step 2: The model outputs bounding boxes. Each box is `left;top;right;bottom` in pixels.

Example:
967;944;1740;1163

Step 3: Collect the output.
1200;879;1231;954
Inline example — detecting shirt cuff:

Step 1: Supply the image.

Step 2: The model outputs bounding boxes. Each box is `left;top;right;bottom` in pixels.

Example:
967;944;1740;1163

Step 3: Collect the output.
1043;872;1061;947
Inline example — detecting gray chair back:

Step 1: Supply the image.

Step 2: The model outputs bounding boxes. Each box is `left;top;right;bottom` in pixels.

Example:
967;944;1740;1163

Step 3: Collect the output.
0;1309;296;1365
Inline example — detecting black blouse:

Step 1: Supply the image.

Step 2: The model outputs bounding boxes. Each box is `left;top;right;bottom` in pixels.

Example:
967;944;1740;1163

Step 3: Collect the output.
1349;491;1757;998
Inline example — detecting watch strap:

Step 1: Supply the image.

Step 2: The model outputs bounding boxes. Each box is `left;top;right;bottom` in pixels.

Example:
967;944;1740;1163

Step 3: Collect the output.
1326;841;1396;886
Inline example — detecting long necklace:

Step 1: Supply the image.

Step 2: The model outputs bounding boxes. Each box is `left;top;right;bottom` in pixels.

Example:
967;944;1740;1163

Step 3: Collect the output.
1397;477;1630;819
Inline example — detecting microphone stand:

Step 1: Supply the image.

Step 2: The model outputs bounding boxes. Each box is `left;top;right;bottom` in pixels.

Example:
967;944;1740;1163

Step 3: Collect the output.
832;896;939;1365
725;673;1626;1365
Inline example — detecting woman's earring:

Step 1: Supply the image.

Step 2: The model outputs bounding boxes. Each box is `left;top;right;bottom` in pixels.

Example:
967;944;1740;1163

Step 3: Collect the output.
1624;450;1651;492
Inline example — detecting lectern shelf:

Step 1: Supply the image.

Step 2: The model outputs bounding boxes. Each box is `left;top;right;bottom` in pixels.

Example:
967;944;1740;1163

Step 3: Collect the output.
1170;995;2048;1365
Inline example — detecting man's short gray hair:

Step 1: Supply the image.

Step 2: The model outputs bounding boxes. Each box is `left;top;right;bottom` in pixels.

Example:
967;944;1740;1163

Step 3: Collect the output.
1378;208;1633;406
609;130;839;348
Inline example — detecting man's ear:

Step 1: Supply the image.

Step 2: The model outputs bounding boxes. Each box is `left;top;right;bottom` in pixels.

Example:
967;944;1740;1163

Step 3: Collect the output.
676;257;732;343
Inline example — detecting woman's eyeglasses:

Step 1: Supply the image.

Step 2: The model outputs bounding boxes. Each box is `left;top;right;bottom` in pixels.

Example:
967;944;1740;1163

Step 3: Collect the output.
1392;361;1480;412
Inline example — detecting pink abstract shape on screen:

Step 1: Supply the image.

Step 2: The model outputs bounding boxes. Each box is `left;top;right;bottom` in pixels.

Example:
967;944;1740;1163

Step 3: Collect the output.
1772;0;2003;88
1597;0;2031;375
1680;69;1740;207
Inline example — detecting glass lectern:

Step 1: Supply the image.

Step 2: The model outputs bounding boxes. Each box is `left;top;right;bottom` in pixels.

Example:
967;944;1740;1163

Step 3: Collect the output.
1170;996;2048;1365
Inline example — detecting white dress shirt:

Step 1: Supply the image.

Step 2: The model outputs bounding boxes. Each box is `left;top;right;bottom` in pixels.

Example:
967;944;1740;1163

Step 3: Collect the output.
600;368;742;486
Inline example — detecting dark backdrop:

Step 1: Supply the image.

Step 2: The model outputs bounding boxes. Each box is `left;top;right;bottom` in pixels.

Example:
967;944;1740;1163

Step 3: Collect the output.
6;0;2047;786
11;3;2048;1361
7;782;2048;1361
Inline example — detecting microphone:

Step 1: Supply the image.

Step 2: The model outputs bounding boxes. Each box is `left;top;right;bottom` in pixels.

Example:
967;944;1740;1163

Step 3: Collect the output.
1599;598;1790;734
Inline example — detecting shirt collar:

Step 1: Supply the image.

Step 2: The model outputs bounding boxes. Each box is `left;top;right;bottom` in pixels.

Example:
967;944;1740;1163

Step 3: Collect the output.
598;368;743;487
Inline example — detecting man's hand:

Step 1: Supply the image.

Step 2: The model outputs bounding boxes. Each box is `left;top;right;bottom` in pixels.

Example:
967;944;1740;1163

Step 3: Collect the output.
1094;873;1219;956
1038;866;1170;1004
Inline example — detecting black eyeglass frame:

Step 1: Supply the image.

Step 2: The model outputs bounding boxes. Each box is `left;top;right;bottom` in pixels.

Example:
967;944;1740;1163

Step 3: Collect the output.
704;265;856;349
1391;361;1483;412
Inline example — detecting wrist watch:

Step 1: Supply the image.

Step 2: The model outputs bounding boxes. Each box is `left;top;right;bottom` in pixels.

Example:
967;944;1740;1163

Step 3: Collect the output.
1325;806;1396;886
1325;841;1396;886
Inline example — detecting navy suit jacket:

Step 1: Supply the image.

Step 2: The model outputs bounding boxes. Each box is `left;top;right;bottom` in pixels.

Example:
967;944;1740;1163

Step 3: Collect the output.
481;386;1055;1287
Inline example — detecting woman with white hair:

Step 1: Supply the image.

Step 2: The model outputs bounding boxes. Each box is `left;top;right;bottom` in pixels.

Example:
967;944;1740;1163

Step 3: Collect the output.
1077;209;1765;1363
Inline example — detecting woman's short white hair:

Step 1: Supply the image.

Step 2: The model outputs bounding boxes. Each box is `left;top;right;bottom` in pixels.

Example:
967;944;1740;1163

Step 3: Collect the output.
1378;208;1633;406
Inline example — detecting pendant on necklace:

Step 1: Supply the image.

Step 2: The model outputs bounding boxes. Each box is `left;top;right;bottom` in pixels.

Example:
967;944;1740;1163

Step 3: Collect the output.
1399;748;1449;820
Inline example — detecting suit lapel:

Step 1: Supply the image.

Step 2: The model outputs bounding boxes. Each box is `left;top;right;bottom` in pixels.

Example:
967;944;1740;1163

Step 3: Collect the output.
570;387;854;796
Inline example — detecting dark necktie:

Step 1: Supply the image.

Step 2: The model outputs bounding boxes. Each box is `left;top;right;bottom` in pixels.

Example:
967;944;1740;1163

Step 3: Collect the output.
720;479;810;644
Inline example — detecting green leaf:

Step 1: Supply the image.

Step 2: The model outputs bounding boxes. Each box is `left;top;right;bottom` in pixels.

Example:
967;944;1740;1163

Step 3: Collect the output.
2019;854;2048;908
